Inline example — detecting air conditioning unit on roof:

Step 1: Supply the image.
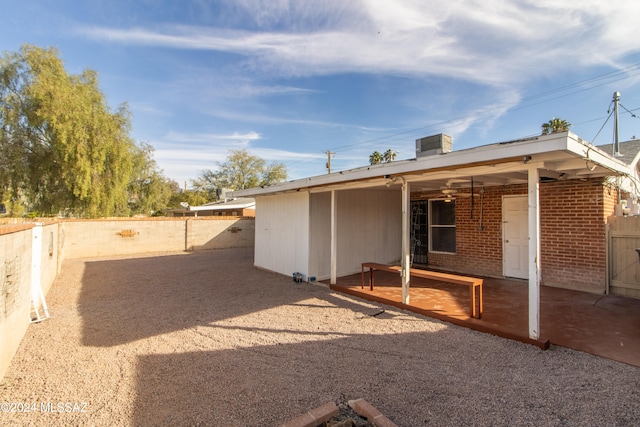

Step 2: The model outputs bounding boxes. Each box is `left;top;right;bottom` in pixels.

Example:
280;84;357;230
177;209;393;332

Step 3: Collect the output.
416;133;452;158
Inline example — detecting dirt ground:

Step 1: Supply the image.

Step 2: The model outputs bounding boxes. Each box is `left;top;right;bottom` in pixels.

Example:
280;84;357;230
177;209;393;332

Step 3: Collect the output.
1;247;639;426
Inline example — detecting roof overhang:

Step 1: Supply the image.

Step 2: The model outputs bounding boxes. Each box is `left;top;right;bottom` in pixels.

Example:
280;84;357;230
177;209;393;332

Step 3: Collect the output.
188;202;256;212
231;131;633;198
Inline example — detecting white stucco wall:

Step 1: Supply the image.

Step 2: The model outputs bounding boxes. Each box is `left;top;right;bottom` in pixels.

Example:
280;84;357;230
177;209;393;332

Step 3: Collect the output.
309;192;332;280
256;189;401;281
335;189;402;276
254;192;310;278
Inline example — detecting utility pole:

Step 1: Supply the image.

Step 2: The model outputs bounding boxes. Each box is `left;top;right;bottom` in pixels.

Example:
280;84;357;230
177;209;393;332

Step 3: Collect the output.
613;91;622;158
324;150;335;174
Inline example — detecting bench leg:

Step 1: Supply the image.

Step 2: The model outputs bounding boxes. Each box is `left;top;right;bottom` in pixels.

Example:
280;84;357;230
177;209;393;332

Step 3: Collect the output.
369;268;374;291
470;285;476;319
469;284;482;319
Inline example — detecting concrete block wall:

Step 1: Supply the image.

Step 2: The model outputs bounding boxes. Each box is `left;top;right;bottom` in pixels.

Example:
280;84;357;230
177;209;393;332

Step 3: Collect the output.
0;223;62;382
187;218;255;251
62;217;255;259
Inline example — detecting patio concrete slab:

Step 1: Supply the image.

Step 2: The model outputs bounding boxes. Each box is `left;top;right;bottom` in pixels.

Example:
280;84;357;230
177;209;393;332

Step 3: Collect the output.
329;270;640;367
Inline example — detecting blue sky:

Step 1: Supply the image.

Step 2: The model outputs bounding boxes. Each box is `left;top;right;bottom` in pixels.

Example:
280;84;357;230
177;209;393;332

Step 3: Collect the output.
3;1;640;187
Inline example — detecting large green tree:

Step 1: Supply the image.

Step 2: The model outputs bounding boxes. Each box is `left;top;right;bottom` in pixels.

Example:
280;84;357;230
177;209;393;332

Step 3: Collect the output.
128;142;178;216
192;149;287;199
0;44;171;217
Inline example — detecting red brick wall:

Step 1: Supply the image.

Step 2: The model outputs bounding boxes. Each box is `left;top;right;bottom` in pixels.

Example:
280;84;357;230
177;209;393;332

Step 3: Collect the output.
412;178;613;293
539;179;613;293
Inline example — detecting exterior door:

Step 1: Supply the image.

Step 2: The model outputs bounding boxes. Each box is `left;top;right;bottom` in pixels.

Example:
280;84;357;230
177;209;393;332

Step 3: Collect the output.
503;196;528;279
410;200;428;265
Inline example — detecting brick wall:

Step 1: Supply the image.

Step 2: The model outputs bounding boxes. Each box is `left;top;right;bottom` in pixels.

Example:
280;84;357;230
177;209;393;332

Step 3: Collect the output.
413;178;613;293
539;179;614;292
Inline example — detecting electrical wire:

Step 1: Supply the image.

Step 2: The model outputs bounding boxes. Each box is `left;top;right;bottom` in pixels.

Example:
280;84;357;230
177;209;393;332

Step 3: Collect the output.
326;62;640;153
590;110;613;144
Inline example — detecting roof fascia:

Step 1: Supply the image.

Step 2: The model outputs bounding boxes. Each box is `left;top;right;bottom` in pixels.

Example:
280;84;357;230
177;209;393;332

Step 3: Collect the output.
231;132;629;198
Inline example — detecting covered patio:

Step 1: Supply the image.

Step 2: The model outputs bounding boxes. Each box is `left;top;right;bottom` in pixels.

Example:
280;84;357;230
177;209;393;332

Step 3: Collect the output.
329;271;640;367
233;132;638;349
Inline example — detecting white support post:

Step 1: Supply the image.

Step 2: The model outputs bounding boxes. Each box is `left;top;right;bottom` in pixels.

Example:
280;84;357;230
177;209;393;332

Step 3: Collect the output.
401;179;411;304
330;190;337;285
527;165;541;339
31;223;49;322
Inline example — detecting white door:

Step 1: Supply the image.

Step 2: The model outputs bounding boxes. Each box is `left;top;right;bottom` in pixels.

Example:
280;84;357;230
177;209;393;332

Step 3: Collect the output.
503;196;528;279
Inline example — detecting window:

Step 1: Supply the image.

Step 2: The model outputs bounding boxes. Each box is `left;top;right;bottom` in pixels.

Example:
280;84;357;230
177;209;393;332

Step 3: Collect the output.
429;199;456;253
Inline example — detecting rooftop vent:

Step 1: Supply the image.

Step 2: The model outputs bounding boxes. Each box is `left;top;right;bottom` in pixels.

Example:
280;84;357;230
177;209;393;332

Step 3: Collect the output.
416;133;452;158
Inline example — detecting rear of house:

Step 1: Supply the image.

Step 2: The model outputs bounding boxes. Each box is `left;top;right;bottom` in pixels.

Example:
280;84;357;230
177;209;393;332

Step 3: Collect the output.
233;132;639;297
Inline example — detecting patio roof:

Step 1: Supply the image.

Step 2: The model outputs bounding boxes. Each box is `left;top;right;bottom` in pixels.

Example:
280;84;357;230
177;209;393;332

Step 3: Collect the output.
232;131;635;198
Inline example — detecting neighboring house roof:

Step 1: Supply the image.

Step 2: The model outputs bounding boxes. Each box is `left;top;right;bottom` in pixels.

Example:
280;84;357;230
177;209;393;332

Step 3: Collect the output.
188;197;255;212
232;131;637;199
165;197;255;216
597;139;640;167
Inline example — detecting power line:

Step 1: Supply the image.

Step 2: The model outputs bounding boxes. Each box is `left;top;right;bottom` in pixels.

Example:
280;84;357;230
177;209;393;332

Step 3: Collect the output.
327;62;640;153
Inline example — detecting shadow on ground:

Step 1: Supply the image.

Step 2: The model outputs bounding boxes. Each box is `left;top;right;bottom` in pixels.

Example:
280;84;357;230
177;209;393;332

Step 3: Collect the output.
75;248;640;426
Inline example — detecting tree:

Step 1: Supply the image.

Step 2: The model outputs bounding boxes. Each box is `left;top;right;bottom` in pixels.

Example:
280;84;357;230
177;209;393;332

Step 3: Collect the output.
167;188;208;210
383;149;397;163
193;149;288;199
0;44;168;217
369;151;383;165
127;142;177;216
369;149;397;165
541;117;571;135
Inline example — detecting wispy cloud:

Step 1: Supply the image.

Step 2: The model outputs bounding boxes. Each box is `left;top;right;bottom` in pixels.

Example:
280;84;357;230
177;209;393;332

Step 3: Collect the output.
152;131;328;181
235;84;319;97
78;1;640;86
164;131;261;144
66;0;640;183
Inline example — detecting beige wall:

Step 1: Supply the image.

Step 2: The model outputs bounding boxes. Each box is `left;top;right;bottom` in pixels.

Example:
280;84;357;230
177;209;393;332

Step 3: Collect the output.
0;223;62;381
63;218;254;259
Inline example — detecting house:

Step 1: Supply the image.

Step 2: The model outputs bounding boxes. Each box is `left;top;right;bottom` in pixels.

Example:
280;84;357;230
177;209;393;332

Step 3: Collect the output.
166;197;256;217
231;131;639;339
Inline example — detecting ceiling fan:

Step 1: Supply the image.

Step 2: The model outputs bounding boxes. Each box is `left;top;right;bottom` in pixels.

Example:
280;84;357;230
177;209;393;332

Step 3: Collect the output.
437;186;474;202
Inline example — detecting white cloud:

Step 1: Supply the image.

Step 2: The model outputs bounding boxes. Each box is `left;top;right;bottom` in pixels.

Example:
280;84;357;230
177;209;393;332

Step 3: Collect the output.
79;1;640;87
164;131;261;144
152;144;328;184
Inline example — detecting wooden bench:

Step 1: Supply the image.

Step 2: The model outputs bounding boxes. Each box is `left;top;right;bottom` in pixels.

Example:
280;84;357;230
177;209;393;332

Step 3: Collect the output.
361;262;483;319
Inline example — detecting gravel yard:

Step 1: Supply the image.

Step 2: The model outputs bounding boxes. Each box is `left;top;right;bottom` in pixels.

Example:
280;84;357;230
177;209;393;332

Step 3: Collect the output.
1;247;639;426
